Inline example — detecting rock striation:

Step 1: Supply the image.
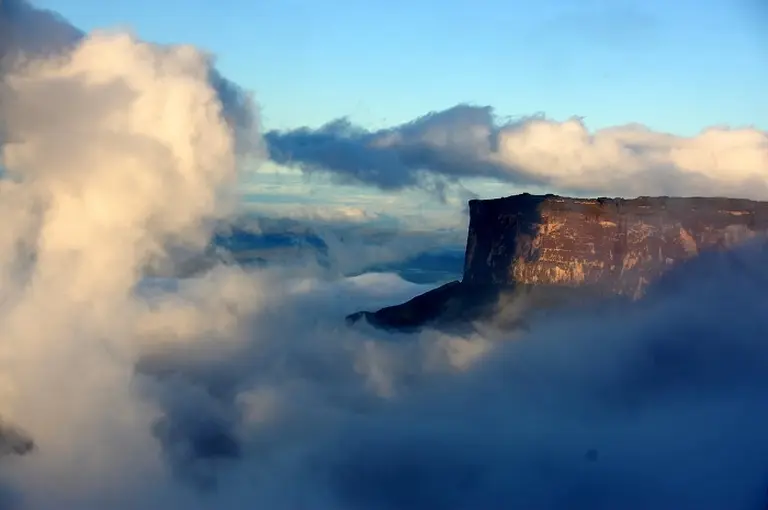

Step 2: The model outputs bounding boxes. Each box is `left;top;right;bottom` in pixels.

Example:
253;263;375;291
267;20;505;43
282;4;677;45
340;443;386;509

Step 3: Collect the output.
348;193;768;331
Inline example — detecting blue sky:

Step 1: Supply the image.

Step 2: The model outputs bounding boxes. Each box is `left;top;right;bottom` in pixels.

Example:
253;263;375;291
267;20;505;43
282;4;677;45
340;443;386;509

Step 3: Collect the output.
27;0;768;227
34;0;766;135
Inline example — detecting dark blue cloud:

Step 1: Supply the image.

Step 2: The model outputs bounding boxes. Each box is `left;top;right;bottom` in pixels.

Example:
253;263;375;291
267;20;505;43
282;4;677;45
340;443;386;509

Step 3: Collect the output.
265;105;552;190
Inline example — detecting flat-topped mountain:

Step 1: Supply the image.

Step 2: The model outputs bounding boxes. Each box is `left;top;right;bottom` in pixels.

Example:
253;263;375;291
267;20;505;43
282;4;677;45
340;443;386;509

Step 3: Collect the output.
347;193;768;331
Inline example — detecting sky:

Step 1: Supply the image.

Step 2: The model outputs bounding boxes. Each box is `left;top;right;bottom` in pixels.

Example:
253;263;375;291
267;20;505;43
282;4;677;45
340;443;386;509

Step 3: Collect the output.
32;0;767;135
14;0;768;226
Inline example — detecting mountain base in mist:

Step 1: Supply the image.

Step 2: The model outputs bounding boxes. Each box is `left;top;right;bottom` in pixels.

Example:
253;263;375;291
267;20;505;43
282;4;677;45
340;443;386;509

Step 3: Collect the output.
346;281;622;332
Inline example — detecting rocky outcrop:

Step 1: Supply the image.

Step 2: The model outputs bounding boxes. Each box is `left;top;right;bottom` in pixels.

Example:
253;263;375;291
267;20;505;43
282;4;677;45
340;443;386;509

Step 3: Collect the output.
462;194;768;298
348;193;768;331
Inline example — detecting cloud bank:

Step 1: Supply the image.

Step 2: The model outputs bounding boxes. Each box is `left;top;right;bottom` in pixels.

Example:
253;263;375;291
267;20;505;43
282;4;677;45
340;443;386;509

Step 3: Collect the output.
266;104;768;199
1;2;768;509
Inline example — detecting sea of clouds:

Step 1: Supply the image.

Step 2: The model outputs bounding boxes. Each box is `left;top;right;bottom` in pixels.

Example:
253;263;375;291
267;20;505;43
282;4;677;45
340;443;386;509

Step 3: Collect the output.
2;1;768;509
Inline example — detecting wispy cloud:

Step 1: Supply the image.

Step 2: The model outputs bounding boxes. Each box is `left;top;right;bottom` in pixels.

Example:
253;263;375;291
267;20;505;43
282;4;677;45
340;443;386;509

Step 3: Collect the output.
240;169;474;231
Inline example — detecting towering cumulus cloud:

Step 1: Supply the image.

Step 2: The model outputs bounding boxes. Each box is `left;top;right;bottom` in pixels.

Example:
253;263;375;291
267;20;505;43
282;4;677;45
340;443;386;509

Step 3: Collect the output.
1;0;260;155
266;104;768;199
0;2;260;506
0;0;80;61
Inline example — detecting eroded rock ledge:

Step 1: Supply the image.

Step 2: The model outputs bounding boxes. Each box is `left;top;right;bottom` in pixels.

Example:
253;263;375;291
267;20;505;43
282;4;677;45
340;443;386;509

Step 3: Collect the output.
348;193;768;331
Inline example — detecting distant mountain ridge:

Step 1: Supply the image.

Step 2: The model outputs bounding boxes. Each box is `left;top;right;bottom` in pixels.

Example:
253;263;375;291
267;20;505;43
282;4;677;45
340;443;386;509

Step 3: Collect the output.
144;219;465;285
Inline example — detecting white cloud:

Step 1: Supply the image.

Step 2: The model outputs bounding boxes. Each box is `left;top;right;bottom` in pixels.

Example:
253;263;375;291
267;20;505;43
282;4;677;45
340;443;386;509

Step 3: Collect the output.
0;26;252;505
266;105;768;199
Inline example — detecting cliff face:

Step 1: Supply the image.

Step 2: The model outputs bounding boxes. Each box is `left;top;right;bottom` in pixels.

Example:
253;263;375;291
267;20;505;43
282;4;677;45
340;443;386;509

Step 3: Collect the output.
462;194;768;298
348;194;768;331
